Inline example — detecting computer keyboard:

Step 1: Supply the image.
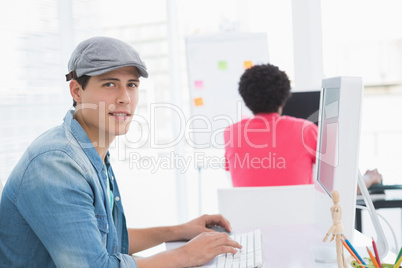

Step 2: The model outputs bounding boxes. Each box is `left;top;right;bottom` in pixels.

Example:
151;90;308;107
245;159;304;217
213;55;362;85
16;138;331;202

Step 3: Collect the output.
216;229;263;268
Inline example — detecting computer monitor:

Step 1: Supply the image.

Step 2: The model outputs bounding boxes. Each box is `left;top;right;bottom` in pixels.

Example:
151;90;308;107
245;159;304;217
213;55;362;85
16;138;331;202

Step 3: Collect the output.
282;90;321;125
313;77;363;244
312;77;390;262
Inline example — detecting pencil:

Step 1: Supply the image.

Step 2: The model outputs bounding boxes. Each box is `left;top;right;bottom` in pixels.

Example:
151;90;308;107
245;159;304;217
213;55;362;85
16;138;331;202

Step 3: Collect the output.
372;238;382;268
343;236;367;266
341;237;363;266
395;246;402;266
367;246;380;268
393;254;402;268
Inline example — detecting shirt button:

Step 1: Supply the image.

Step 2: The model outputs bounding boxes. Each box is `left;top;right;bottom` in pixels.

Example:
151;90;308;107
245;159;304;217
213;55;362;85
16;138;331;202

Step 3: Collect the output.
107;224;109;230
111;176;114;181
115;196;120;202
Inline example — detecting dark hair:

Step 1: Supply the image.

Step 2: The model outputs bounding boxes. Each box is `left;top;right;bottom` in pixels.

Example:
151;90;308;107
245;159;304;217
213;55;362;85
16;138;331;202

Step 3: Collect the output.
238;64;291;114
72;75;91;107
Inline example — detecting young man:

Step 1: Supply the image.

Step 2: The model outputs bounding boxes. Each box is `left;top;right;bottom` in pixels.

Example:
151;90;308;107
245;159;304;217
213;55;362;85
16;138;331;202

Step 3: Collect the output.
0;37;240;267
224;63;318;187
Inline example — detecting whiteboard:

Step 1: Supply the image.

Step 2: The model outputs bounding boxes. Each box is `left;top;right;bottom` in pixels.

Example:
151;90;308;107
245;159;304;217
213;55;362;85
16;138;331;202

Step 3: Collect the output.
185;32;269;148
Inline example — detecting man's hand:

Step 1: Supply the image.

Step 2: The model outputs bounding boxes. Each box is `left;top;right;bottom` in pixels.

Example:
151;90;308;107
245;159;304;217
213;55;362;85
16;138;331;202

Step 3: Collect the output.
128;214;233;255
363;169;383;187
357;168;383;194
175;231;241;267
135;231;241;268
177;214;233;241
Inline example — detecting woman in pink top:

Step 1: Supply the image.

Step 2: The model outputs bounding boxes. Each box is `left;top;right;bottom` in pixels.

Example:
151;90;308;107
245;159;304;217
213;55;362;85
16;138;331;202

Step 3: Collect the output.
224;64;318;187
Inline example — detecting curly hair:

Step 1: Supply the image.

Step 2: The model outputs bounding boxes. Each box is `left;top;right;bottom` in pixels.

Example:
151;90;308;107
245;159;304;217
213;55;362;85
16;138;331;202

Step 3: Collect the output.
238;64;291;114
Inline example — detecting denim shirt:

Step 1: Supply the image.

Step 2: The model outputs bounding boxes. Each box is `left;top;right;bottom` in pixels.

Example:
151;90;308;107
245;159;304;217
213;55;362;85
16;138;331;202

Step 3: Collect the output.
0;110;137;268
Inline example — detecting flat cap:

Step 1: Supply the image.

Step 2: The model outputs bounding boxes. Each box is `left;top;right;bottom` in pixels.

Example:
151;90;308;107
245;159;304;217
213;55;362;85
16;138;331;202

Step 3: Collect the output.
66;36;148;81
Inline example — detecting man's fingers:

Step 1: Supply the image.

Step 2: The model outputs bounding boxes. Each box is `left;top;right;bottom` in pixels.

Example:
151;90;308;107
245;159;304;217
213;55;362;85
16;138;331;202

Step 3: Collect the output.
215;245;240;255
204;214;233;232
210;232;242;250
200;232;242;249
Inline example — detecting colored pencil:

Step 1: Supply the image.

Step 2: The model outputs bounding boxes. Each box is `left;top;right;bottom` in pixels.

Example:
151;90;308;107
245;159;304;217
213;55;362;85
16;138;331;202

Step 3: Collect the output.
341;238;363;266
372;238;382;268
394;254;402;268
367;246;380;268
395;247;402;266
343;236;367;266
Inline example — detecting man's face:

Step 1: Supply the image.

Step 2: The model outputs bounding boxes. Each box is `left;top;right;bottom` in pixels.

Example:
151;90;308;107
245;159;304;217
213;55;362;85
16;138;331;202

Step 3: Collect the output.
74;66;140;142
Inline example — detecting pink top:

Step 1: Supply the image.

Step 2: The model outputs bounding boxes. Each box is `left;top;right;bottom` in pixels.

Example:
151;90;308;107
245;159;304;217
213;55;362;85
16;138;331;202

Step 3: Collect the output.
224;113;318;187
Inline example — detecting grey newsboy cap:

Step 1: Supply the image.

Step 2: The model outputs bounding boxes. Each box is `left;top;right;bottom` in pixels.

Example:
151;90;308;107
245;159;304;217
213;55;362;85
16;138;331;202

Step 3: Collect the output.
66;36;148;81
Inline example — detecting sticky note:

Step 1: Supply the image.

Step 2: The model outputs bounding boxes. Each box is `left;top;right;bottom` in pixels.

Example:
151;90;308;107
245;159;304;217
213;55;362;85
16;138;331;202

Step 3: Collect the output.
244;61;253;69
194;80;204;89
218;61;227;70
194;97;204;106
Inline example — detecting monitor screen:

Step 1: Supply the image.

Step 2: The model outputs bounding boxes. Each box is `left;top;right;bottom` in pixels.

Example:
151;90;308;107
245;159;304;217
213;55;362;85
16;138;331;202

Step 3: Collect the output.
316;87;340;196
282;91;321;125
314;77;363;244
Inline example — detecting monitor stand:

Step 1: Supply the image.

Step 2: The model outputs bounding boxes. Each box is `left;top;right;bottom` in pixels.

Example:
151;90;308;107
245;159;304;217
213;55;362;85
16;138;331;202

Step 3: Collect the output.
357;169;389;258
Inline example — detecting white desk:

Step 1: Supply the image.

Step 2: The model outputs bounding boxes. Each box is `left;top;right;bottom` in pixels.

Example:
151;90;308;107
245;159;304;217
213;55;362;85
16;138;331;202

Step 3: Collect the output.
162;185;397;267
165;224;396;267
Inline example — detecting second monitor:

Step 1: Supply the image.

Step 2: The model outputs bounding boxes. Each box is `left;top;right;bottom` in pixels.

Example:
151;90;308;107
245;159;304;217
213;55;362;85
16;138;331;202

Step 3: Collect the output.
282;90;321;125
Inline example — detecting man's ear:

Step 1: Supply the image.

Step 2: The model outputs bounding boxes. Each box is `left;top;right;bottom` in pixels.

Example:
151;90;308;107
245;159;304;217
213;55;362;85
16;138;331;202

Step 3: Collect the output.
70;80;82;105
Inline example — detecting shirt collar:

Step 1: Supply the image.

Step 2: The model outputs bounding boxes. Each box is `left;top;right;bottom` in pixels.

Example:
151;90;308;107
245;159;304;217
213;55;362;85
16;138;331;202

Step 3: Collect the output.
252;112;280;119
63;109;106;173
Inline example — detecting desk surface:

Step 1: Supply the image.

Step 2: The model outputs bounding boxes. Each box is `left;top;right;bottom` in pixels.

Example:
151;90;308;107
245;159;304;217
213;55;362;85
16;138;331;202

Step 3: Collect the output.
258;224;334;267
165;224;395;268
357;189;402;202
